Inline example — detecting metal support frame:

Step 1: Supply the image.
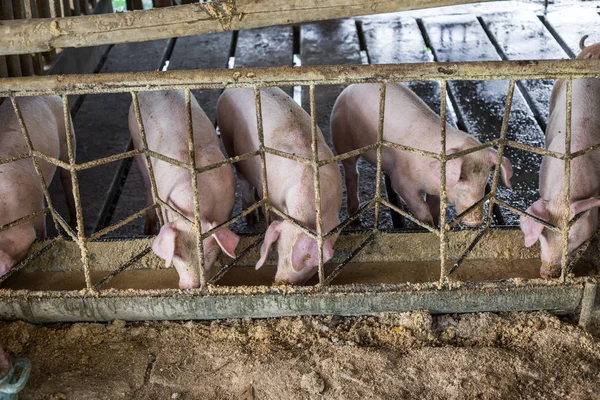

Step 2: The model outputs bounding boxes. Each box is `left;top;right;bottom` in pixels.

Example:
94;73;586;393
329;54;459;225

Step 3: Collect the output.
0;59;599;322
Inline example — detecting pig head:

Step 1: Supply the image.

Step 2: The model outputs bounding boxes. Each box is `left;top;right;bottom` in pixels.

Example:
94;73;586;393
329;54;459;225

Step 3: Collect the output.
521;197;600;278
254;220;336;285
430;145;512;226
152;218;239;288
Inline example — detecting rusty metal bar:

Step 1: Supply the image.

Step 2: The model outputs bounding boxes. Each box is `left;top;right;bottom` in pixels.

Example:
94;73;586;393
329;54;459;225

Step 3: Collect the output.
505;140;563;160
0;237;60;285
74;148;143;171
487;80;515;231
61;95;93;291
269;206;317;239
380;198;439;235
448;226;489;276
2;60;600;97
264;147;312;166
572;142;600;159
445;139;501;161
317;143;378;167
156;198;190;225
322;232;376;286
9;97;64;240
0;152;30;166
494;198;561;233
438;80;449;284
93;246;153;290
447;192;493;228
209;237;264;284
196;149;260;174
50;208;78;241
560;79;573;282
254;87;271;226
373;83;386;232
147;149;193;171
201;199;266;241
382;140;440;160
0;208;49;235
308;85;325;285
132;92;165;228
87;204;158;242
32;150;70;169
324;199;376;239
184;88;207;289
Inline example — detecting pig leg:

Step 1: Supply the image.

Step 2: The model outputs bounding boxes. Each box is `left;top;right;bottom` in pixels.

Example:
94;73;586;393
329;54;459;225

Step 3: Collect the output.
426;194;440;227
341;156;360;218
239;175;259;225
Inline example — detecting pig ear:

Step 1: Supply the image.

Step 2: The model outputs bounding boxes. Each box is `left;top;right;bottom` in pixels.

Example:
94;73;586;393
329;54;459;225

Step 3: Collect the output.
291;235;320;272
323;240;335;263
206;222;240;259
256;221;283;270
570;197;600;219
0;250;16;277
152;222;179;268
488;149;513;188
429;148;462;188
519;200;549;247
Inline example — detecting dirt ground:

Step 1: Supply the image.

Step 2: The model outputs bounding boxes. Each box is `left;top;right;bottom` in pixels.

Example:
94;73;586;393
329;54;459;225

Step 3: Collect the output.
1;311;600;399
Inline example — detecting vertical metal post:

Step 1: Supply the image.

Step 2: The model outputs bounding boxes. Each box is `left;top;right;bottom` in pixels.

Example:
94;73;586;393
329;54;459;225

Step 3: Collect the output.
486;80;515;229
309;85;325;285
254;87;271;225
62;95;93;290
373;83;386;232
438;80;449;283
9;97;63;239
131;92;165;228
560;78;573;282
184;89;207;289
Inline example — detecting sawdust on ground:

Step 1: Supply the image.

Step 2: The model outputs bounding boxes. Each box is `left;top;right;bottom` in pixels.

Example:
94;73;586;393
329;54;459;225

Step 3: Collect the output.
1;311;600;399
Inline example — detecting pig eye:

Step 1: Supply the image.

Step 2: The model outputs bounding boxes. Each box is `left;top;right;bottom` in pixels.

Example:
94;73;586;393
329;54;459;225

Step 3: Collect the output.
459;175;466;182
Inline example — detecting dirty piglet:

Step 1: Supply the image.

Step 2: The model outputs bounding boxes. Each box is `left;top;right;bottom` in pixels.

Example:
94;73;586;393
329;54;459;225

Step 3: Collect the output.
0;96;76;278
331;83;512;227
520;36;600;278
218;87;343;284
129;91;239;289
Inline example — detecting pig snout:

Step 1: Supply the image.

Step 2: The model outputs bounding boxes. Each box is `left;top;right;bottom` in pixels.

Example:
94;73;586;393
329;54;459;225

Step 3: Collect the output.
460;207;484;226
540;262;561;279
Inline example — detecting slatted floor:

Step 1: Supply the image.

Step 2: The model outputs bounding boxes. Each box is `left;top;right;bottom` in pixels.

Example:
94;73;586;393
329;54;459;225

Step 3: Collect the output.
46;1;600;239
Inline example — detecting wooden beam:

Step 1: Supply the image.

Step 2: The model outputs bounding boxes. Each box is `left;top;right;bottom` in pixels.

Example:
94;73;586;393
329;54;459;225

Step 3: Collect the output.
0;0;493;56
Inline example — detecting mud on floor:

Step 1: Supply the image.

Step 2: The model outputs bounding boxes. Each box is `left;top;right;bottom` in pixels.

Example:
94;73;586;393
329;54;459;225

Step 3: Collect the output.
1;311;600;399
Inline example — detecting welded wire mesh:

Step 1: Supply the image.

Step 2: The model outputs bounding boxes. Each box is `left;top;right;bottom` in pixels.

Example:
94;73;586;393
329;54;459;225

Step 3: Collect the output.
0;59;598;293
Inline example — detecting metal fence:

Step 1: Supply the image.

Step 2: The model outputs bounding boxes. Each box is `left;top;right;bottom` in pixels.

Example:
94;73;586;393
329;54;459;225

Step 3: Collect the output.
0;59;599;322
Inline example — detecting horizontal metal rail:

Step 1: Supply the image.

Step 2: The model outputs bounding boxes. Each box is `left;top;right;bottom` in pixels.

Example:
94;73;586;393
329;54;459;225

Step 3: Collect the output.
0;59;599;97
0;0;492;56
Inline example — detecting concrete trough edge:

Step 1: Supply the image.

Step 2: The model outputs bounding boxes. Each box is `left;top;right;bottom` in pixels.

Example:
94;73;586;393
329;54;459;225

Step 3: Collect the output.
0;282;586;322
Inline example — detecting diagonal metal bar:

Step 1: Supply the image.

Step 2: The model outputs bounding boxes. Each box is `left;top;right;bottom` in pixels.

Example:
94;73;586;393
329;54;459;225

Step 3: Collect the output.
324;199;376;239
146;149;194;171
446;139;501;160
493;198;561;233
196;150;260;174
0;238;61;286
447;192;494;228
93;246;153;290
382;140;441;160
380;199;439;235
322;232;376;286
132;92;165;228
88;204;158;242
0;152;30;166
74;148;143;171
448;225;489;276
209;237;264;285
201;199;266;241
317;143;379;167
0;208;49;235
268;206;317;239
264;146;312;166
9;96;64;241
